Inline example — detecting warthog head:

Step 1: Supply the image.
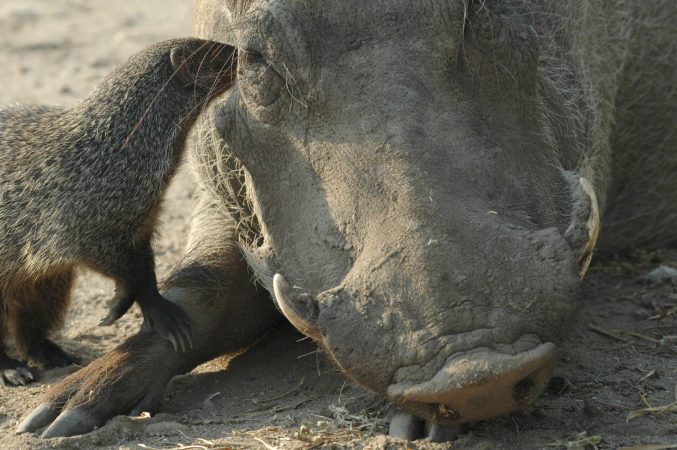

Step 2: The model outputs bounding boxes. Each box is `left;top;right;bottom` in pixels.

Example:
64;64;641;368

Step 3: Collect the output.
195;0;599;424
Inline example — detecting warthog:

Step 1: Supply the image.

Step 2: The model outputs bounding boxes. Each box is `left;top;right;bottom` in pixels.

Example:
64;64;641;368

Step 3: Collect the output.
17;0;677;441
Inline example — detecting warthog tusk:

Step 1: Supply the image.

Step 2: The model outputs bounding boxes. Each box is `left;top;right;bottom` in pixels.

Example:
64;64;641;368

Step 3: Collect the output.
578;177;599;278
273;273;322;341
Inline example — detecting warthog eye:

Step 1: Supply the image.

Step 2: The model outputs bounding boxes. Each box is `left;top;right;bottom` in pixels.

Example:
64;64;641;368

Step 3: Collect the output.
237;48;284;108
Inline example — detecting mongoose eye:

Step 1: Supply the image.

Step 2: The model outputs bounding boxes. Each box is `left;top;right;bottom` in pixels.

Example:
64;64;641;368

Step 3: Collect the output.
237;48;284;108
239;49;265;65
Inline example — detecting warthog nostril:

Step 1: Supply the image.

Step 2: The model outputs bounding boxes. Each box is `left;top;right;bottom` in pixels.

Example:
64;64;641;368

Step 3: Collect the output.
513;376;536;403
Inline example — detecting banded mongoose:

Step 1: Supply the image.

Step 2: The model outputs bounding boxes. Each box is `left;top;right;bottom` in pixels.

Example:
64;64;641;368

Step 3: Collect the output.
0;38;236;386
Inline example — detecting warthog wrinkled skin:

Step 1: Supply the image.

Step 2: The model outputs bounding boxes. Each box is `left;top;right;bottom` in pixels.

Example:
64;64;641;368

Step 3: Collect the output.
18;0;677;440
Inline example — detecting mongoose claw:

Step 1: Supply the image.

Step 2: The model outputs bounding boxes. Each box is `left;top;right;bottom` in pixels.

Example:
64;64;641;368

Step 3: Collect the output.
1;361;36;387
98;295;135;326
141;296;193;353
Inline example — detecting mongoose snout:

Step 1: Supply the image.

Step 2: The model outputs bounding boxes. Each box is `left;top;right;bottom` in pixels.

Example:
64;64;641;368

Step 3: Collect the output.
0;38;237;386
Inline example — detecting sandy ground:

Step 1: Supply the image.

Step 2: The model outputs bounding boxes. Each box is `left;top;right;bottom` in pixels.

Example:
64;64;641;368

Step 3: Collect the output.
1;1;676;449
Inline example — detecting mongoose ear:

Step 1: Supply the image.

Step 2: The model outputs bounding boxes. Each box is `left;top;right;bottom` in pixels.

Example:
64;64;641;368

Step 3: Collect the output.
170;46;195;87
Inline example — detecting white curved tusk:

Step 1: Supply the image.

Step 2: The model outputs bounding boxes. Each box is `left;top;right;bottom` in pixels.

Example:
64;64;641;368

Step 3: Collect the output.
578;177;600;278
273;274;322;341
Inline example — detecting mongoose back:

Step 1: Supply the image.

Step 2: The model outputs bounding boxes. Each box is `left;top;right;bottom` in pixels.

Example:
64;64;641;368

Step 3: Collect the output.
0;38;236;386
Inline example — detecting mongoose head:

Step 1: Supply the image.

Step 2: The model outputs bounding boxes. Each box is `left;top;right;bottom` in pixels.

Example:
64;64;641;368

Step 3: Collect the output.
168;39;237;102
79;38;237;150
84;38;237;127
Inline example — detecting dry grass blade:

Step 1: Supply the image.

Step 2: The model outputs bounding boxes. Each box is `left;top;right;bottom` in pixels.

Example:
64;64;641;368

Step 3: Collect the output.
636;369;657;383
238;397;315;419
627;400;677;421
208;404;388;450
252;378;305;404
647;306;676;321
546;431;602;449
325;405;388;433
138;444;226;450
620;445;677;450
139;430;230;450
623;330;677;354
589;324;631;344
589;324;677;354
254;437;280;450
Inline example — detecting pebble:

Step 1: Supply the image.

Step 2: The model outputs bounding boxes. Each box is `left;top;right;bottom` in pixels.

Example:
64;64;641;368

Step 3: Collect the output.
143;421;187;436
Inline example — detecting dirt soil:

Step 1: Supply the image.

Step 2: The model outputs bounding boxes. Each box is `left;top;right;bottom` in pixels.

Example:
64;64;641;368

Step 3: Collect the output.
1;1;676;449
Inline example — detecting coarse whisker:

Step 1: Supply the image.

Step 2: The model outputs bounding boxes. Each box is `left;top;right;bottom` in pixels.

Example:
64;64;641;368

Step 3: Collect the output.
297;349;321;359
178;56;236;129
192;42;215;103
199;54;236;116
282;62;308;109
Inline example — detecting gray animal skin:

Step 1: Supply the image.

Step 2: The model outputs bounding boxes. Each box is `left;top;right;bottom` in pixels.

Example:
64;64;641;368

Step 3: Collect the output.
0;38;236;386
17;0;677;442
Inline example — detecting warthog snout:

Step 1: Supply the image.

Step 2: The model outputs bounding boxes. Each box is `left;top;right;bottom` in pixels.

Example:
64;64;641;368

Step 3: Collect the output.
387;341;556;424
271;178;598;423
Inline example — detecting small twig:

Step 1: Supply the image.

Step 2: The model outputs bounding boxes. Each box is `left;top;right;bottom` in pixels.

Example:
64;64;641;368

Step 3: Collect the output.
253;437;279;450
589;324;631;344
239;397;315;418
636;369;657;384
521;296;538;312
641;324;677;333
591;399;633;410
182;416;259;425
627;400;677;422
546;431;601;449
204;392;222;402
623;331;660;344
253;378;304;404
138;444;212;450
622;331;677;354
638;390;653;408
176;430;215;447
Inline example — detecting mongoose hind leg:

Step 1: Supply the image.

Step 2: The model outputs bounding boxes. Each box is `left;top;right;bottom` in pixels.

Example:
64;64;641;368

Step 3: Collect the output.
95;240;193;352
10;271;80;371
1;308;36;385
25;339;81;370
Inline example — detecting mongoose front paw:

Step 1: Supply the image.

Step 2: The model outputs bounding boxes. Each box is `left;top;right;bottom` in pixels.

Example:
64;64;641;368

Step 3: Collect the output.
1;357;36;386
141;297;193;352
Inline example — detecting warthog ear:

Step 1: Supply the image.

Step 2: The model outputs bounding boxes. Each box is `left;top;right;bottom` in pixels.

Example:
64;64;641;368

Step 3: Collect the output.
170;46;195;87
564;177;600;278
